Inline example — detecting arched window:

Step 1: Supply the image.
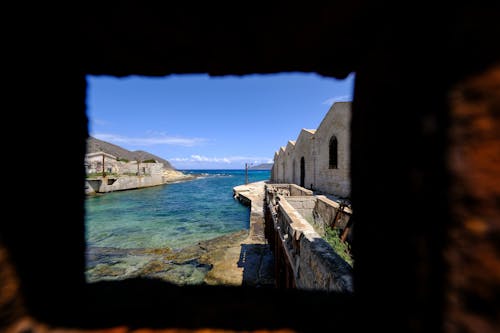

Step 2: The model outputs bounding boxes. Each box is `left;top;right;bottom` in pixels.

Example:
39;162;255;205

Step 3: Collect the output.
329;136;338;169
300;157;305;187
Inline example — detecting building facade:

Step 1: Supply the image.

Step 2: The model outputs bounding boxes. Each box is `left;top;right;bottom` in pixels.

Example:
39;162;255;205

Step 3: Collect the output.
271;102;351;198
85;151;165;177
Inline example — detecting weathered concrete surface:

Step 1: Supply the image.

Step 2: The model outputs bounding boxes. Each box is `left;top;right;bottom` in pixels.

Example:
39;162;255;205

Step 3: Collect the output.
279;197;353;292
228;181;276;287
85;181;275;288
91;174;165;193
85;170;197;194
265;184;353;292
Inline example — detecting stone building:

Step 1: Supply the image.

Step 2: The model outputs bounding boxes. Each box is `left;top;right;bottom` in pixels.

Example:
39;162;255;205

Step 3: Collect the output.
85;151;166;177
85;151;118;174
271;101;351;198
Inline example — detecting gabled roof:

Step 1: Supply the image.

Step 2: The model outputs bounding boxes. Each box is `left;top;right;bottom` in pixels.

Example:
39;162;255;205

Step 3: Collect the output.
286;140;296;154
316;101;352;136
294;128;316;149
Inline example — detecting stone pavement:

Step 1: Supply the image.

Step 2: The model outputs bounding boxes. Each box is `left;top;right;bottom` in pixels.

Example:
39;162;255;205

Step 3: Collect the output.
205;181;275;287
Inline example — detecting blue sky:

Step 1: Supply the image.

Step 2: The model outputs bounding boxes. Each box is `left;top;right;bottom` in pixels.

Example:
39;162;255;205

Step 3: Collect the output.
86;72;354;169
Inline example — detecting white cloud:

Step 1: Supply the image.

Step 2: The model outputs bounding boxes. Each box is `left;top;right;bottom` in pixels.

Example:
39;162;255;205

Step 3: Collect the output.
92;118;109;126
94;133;207;147
169;155;272;164
322;95;351;106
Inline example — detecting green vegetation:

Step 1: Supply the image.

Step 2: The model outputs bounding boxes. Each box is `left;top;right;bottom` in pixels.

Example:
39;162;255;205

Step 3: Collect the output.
117;157;129;162
142;159;157;163
324;228;353;267
86;172;118;178
123;172;138;176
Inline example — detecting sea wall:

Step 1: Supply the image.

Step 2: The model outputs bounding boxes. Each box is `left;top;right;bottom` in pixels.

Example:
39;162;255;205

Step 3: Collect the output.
85;169;196;195
85;175;165;194
265;184;353;292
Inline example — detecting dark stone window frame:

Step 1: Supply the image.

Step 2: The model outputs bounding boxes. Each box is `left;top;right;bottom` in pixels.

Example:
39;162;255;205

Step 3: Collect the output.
329;135;338;169
6;2;489;331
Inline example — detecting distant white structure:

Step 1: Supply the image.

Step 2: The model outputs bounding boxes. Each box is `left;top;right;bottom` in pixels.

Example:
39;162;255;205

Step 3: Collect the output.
85;152;118;174
85;151;164;177
271;102;351;198
84;151;179;194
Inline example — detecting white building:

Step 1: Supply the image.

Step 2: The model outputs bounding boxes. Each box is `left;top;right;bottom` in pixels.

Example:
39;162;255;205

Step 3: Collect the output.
271;102;351;198
85;152;118;174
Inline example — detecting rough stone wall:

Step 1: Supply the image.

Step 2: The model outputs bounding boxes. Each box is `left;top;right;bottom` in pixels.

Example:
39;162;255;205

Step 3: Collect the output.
284;141;296;184
290;130;315;189
277;197;353;292
274;151;281;183
98;175;165;192
271;103;351;197
86;157;165;176
116;161;141;174
85;180;101;195
279;147;286;183
116;161;165;175
85;154;118;174
3;3;497;333
270;151;279;182
314;102;351;198
444;65;500;333
282;194;352;239
314;196;352;233
285;196;316;223
298;232;353;291
289;184;314;196
146;162;164;175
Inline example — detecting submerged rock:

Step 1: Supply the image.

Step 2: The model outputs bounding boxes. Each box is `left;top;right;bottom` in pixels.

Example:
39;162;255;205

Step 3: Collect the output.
85;229;249;285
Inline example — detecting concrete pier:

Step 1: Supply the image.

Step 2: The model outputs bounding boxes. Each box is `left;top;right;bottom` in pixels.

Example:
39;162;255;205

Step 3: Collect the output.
233;181;268;244
204;181;275;287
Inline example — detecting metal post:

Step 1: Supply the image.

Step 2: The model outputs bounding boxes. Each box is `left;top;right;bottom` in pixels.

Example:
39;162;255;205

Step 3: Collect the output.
245;163;248;185
102;154;106;177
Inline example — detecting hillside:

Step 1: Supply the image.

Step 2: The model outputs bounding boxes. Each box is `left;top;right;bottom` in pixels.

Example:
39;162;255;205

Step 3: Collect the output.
249;163;273;170
87;136;174;169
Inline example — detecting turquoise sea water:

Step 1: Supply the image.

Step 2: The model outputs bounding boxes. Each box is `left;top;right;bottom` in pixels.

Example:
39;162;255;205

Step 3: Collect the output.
85;169;270;250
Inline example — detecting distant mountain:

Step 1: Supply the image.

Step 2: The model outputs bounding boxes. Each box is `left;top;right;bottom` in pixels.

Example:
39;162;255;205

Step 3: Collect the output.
249;163;273;170
86;136;174;169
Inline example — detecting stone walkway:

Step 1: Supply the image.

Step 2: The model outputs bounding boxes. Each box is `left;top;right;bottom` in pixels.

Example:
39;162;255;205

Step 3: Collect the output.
205;181;275;287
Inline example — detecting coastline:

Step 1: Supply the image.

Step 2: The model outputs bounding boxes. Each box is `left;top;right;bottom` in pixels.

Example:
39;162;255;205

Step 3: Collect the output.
85;169;199;195
162;169;198;183
86;180;275;287
85;229;250;285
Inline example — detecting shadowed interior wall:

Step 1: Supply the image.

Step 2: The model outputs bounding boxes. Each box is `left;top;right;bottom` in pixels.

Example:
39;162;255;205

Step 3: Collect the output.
1;2;498;333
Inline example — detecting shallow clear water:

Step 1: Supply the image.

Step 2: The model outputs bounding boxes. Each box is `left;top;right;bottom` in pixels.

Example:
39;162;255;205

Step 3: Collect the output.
85;169;270;250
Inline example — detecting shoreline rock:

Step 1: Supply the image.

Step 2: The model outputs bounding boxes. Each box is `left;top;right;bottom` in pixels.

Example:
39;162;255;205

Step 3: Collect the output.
85;229;249;285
